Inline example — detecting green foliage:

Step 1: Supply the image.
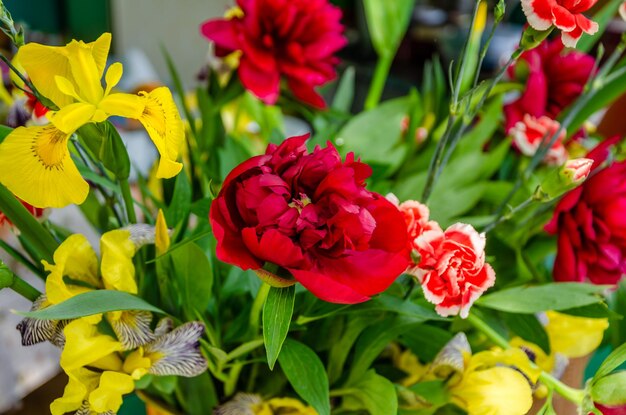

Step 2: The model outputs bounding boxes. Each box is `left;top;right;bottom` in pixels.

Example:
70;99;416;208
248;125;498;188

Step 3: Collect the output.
362;0;415;58
278;339;331;415
342;370;398;415
263;285;295;370
169;242;213;319
477;283;608;313
501;312;550;354
591;371;626;406
18;290;163;320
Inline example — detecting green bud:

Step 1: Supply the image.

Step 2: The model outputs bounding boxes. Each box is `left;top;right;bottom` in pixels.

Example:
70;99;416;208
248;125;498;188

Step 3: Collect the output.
591;371;626;406
520;26;554;51
535;158;593;201
494;0;506;24
78;122;131;180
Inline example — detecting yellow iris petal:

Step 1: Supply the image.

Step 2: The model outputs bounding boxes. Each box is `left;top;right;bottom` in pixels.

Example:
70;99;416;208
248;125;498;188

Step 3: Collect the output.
100;230;138;294
510;337;555;373
452;366;533;415
44;233;99;304
155;209;171;255
123;348;153;379
65;40;105;104
50;368;100;415
60;319;123;371
545;311;609;358
266;398;318;414
0;125;89;208
137;87;184;178
49;102;97;134
88;371;135;414
104;62;124;96
98;92;145;119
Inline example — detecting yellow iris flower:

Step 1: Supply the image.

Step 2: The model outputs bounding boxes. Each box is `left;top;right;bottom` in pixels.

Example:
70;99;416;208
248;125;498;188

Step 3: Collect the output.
450;348;539;415
0;32;184;208
544;311;609;358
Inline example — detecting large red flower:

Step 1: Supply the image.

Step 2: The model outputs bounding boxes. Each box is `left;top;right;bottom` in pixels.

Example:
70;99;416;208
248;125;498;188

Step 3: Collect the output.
505;40;595;133
521;0;599;47
210;135;410;304
545;137;626;285
200;0;346;108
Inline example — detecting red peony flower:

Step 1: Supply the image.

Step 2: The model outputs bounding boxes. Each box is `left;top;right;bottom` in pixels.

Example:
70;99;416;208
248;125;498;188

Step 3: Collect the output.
545;137;626;285
510;114;568;165
200;0;346;109
504;40;595;133
210;135;410;304
0;199;45;227
412;223;496;318
521;0;599;47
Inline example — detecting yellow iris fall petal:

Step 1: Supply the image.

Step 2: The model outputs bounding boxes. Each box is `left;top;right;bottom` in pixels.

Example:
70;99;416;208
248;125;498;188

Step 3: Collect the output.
0;32;184;208
88;371;135;414
100;229;138;294
50;368;101;415
545;311;609;358
60;319;123;371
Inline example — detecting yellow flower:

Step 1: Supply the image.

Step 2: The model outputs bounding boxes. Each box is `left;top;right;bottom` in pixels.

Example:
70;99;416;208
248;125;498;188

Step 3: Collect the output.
544;311;609;358
155;209;170;255
450;348;538;415
60;318;123;371
215;393;317;415
0;33;184;208
510;337;554;373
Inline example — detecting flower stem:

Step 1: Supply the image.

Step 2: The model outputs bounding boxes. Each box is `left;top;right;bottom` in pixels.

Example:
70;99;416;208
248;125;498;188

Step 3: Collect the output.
0;261;41;302
482;195;536;233
249;282;271;335
467;311;586;405
119;178;137;224
0;239;44;279
364;53;394;111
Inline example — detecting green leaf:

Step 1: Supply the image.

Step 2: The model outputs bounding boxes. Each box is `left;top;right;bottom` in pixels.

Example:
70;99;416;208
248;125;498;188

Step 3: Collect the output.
591;371;626;406
170;242;213;316
476;283;607;313
328;315;373;385
0;124;11;143
332;66;356;112
278;339;330;415
363;0;415;57
400;325;454;362
166;171;192;226
343;370;398;415
501;312;550;354
348;316;422;384
408;380;449;406
594;343;626;380
152;375;178;394
18;290;164;320
263;285;295;370
337;97;412;178
178;372;218;415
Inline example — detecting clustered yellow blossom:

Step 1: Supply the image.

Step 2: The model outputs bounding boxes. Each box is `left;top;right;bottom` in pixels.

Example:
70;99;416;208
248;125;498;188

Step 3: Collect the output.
0;33;184;208
17;221;206;415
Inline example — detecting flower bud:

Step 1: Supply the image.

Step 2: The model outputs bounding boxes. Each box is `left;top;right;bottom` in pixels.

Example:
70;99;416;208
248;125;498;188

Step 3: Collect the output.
535;158;593;201
520;26;553;51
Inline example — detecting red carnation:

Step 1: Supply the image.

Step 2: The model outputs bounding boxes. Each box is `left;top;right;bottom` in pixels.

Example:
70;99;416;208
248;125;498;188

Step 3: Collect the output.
210;135;410;304
505;40;595;133
0;199;45;227
510;114;568;165
200;0;346;108
413;223;496;318
521;0;599;47
545;137;626;285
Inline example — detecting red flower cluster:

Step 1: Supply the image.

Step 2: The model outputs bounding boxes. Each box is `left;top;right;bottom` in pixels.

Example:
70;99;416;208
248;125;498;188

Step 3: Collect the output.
505;40;595;133
200;0;346;108
521;0;599;47
210;135;409;304
546;137;626;285
393;198;495;318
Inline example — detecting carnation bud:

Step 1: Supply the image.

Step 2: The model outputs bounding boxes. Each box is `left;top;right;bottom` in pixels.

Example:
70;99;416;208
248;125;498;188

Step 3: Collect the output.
494;0;506;24
520;26;553;51
535;158;593;201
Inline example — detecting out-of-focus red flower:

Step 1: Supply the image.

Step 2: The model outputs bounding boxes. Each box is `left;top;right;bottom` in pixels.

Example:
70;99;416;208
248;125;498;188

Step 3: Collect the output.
210;135;409;304
412;223;496;318
0;199;45;227
510;114;568;165
200;0;346;108
25;89;49;122
504;40;595;133
545;137;626;285
621;1;626;21
521;0;599;47
593;403;626;415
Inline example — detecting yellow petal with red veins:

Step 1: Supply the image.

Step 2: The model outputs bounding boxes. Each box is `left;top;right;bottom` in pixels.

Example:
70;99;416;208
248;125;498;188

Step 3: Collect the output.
137;87;184;178
0;125;89;208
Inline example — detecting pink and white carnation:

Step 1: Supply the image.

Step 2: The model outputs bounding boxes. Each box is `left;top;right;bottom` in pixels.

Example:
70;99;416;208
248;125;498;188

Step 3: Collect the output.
521;0;599;48
510;114;568;165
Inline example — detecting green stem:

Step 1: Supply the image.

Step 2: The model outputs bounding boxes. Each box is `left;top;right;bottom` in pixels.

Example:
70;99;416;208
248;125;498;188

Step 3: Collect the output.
364;53;394;110
467;312;586;405
249;282;271;335
119;178;137;224
0;184;58;263
482;195;535;233
0;239;44;279
0;262;41;302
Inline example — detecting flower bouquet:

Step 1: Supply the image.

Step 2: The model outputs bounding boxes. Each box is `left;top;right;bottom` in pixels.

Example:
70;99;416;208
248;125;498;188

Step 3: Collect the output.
0;0;625;414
